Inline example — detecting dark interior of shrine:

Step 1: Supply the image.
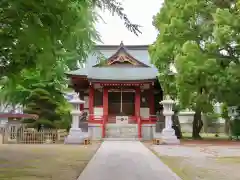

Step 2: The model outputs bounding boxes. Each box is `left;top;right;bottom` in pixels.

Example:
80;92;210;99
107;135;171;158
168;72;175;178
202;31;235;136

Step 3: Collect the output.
92;88;163;116
108;91;135;116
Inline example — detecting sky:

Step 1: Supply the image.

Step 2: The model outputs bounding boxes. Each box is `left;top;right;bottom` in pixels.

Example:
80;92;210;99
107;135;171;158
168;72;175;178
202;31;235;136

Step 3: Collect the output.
96;0;163;45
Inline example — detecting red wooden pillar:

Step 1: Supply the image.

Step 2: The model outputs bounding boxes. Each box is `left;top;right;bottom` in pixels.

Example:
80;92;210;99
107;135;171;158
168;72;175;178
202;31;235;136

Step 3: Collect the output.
79;91;84;111
135;87;141;117
102;87;108;138
80;104;84;111
149;88;155;122
135;87;141;138
89;85;94;121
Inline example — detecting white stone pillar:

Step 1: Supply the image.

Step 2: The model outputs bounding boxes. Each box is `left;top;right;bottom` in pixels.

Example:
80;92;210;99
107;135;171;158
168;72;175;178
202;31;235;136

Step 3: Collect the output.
160;95;180;144
64;93;87;144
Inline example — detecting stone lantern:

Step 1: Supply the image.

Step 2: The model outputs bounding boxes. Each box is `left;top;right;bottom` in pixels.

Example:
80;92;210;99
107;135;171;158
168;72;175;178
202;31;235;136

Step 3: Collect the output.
64;93;87;144
160;95;180;144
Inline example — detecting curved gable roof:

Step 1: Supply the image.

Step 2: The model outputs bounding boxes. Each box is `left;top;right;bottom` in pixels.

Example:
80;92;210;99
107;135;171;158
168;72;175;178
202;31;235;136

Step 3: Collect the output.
66;42;158;81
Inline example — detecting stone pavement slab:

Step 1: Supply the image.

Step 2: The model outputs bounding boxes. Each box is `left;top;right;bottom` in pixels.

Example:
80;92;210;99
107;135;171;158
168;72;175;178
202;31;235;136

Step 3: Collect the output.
77;141;181;180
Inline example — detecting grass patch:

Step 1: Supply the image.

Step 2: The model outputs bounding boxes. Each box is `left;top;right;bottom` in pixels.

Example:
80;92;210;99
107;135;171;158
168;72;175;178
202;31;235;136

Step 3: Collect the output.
216;157;240;164
0;143;101;180
159;156;209;180
182;132;229;140
145;143;240;180
145;145;210;180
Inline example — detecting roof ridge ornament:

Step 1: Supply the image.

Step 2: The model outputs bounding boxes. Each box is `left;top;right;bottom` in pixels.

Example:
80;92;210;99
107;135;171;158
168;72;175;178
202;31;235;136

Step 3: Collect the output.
120;41;124;46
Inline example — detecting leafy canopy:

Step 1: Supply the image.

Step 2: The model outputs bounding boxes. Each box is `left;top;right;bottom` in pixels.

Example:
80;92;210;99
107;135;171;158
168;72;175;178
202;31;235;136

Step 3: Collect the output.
150;0;240;137
150;0;240;110
0;0;141;78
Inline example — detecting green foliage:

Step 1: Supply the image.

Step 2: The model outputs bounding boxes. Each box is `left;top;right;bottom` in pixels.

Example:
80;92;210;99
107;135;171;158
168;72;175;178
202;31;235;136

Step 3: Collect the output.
24;88;61;121
0;0;96;77
0;67;70;129
0;0;142;130
150;0;240;138
230;120;240;139
0;0;141;78
205;112;220;124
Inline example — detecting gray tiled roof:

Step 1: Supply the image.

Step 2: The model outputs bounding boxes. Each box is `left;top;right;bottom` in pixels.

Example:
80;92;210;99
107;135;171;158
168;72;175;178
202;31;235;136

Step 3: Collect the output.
66;68;88;76
66;44;158;81
88;67;157;81
66;67;157;81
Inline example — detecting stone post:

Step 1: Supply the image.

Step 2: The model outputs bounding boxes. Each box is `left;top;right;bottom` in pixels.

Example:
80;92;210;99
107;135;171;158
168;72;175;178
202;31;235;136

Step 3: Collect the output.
64;93;86;144
160;95;180;144
178;109;195;133
214;102;224;123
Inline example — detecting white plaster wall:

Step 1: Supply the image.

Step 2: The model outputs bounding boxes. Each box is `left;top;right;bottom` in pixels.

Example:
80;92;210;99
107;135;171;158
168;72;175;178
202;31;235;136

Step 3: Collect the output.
140;108;149;118
84;96;89;108
94;107;103;118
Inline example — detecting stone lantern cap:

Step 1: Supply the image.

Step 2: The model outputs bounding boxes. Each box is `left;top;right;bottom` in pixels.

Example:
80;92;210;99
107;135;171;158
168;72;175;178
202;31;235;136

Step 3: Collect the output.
69;93;85;104
160;95;175;105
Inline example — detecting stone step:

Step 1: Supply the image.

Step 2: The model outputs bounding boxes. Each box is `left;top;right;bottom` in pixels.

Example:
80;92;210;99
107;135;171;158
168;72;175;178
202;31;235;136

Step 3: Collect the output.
106;135;138;138
105;124;137;128
103;138;140;141
106;134;137;138
105;124;138;139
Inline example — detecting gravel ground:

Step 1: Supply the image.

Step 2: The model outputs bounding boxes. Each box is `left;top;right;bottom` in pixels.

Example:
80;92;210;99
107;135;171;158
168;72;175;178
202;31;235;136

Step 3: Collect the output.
151;144;240;180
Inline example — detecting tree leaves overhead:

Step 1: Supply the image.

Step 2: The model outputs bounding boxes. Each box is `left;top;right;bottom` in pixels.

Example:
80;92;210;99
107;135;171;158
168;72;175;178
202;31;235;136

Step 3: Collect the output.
151;0;240;107
1;0;96;77
150;0;240;138
0;0;141;128
0;0;141;78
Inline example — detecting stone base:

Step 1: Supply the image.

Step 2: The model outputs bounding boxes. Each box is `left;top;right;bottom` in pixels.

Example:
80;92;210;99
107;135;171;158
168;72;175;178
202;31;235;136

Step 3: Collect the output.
105;124;138;138
153;132;162;139
141;124;155;140
64;128;88;144
161;128;180;145
88;124;102;140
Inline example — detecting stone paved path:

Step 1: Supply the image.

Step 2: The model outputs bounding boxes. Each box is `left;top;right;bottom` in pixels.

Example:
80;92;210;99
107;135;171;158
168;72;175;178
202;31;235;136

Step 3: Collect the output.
77;141;181;180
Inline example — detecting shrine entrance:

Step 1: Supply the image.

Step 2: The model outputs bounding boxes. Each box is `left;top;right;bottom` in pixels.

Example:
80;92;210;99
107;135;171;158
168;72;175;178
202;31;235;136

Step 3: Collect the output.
108;89;135;116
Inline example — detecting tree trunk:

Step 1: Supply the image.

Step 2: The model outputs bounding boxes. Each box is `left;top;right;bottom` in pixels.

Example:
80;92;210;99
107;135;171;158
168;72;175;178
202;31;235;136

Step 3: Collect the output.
192;108;203;139
224;118;230;135
172;113;182;139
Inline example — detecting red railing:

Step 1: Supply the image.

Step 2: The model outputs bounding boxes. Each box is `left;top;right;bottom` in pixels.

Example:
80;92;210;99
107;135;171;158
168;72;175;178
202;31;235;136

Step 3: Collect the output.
139;115;158;124
88;114;103;124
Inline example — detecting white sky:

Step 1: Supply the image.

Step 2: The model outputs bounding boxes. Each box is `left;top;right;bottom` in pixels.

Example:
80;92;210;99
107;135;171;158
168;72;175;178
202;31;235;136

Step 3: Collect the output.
96;0;163;45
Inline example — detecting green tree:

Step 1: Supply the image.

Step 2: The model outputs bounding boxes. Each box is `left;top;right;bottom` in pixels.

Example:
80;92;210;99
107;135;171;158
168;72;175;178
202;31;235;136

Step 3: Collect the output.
150;0;240;139
0;0;142;129
0;0;141;78
0;67;69;128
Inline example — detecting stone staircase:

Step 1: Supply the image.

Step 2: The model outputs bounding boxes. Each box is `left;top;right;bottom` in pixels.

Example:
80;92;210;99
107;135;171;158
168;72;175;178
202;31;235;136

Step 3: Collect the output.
105;124;138;140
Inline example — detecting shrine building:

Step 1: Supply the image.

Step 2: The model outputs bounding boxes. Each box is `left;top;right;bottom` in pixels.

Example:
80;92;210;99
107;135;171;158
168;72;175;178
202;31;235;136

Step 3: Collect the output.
66;42;163;140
